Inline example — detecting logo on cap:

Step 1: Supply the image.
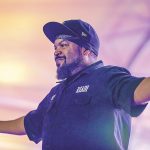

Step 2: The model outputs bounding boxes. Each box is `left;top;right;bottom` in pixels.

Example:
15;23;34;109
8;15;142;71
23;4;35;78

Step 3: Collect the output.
81;32;87;37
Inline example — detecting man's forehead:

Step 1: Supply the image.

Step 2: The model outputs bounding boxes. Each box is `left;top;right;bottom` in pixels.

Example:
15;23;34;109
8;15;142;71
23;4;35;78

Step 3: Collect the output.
54;38;69;45
54;34;73;44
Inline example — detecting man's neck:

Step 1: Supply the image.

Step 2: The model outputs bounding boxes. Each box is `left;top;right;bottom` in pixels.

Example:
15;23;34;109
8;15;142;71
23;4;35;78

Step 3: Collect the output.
71;60;97;76
71;66;86;76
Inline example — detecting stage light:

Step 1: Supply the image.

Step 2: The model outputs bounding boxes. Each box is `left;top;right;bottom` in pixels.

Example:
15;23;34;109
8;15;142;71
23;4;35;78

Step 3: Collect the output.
0;62;27;85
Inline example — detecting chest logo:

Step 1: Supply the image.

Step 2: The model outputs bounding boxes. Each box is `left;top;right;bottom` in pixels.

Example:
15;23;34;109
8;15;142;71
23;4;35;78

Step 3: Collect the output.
51;94;56;101
76;85;89;93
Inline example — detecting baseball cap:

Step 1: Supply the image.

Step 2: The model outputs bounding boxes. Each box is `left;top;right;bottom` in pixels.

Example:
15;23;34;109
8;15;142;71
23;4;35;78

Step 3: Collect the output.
43;19;100;56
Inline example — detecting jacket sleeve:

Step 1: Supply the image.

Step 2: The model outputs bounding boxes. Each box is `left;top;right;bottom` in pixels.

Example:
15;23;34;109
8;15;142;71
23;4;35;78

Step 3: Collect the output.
24;93;51;143
107;66;148;117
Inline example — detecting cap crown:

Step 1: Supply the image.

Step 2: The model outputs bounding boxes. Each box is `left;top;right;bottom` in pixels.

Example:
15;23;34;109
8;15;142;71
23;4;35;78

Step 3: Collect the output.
63;20;100;55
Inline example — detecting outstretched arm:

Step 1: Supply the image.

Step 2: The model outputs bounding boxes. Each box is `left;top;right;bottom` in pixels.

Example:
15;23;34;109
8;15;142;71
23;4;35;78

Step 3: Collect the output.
0;116;26;135
134;77;150;105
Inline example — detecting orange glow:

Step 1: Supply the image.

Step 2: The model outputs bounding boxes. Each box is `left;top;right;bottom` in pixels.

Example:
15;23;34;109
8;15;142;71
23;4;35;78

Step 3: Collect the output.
0;62;27;85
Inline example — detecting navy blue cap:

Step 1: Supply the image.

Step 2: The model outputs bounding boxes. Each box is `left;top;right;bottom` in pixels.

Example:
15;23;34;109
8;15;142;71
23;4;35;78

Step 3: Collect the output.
43;19;100;56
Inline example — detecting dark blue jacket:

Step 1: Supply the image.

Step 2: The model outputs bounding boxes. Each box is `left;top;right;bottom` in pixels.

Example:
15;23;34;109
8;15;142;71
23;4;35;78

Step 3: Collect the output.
24;61;147;150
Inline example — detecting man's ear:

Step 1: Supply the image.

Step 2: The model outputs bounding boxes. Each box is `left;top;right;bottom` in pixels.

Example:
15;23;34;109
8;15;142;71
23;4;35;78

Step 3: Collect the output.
81;47;91;56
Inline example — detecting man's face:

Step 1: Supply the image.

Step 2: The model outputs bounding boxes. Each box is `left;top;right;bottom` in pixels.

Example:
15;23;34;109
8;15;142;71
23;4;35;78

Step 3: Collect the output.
54;38;84;80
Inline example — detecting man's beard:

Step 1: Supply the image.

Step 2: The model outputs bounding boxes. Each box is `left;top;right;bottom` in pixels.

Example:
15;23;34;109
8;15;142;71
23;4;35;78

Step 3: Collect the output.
56;56;83;80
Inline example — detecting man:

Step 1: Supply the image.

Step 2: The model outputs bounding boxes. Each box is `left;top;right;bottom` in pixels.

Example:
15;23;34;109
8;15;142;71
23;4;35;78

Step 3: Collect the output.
0;19;150;150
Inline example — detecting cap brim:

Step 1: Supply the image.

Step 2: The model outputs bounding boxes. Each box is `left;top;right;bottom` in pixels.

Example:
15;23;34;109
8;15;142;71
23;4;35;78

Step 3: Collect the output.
43;22;77;43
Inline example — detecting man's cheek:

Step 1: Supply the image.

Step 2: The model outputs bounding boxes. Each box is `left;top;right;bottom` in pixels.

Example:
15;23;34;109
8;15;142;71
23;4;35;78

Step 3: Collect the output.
66;56;74;64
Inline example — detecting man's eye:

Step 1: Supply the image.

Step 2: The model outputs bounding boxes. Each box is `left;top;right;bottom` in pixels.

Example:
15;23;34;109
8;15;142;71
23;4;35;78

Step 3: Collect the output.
60;43;69;48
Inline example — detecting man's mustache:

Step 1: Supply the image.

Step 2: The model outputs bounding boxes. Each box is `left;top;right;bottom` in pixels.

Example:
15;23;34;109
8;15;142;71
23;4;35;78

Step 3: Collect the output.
55;56;66;61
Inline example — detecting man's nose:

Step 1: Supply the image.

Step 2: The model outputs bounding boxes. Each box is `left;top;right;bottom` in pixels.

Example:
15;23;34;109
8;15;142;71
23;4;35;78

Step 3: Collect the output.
54;49;62;56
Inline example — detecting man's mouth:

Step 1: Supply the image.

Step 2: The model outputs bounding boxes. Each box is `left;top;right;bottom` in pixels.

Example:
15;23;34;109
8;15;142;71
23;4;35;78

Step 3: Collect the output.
55;56;66;67
55;57;65;62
